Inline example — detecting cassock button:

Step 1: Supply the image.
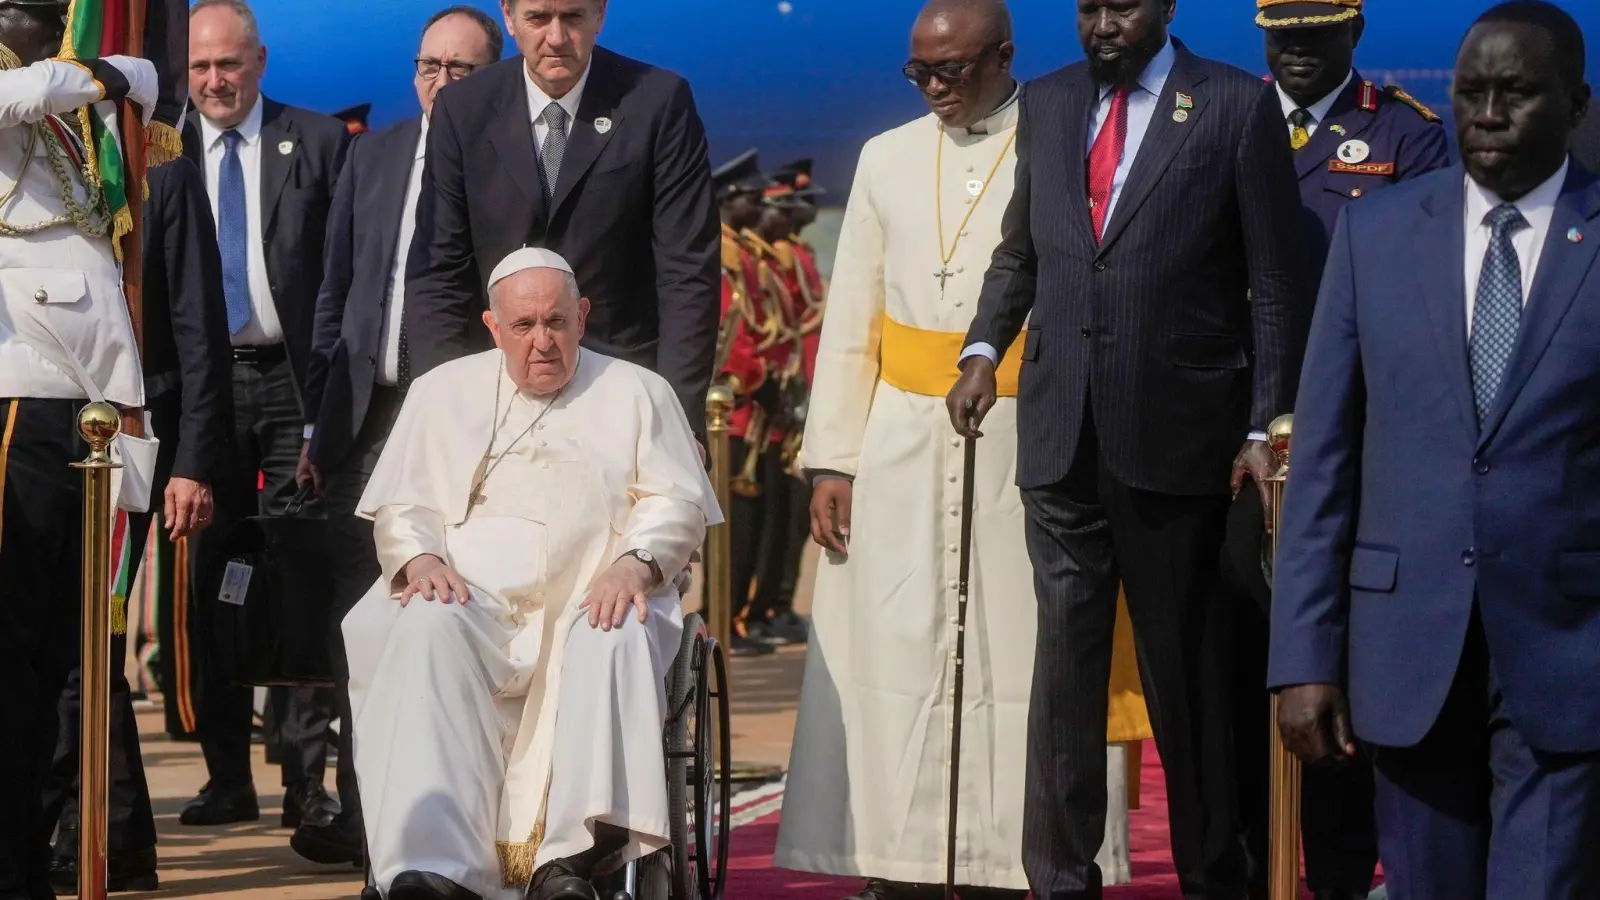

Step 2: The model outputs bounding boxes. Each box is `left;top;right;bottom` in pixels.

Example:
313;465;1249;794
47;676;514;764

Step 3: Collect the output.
542;462;550;469
34;288;47;303
951;438;960;447
948;474;958;482
948;580;958;590
949;507;959;517
954;301;963;307
948;544;958;553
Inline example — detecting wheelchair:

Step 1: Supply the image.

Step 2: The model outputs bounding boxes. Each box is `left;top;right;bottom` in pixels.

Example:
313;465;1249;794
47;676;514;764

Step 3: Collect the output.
598;610;732;900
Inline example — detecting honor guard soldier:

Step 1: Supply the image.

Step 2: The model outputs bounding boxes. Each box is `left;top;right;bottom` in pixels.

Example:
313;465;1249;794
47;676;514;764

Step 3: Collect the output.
1224;3;1452;900
0;0;158;894
738;160;827;646
712;149;781;657
1258;0;1452;271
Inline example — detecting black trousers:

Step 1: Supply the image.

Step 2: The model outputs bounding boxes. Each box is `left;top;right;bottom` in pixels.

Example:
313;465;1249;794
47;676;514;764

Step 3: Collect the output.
40;395;185;856
0;399;92;898
750;466;809;620
321;385;405;822
188;355;331;791
728;436;791;624
1020;413;1243;900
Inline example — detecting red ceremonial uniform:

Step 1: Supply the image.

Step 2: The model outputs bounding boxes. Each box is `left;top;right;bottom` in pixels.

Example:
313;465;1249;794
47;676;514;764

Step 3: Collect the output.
719;225;780;440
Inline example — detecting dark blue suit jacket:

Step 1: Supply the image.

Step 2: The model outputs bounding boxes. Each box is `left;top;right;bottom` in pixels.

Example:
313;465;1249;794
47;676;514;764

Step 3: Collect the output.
304;115;423;470
965;41;1313;494
1268;162;1600;754
1292;73;1451;274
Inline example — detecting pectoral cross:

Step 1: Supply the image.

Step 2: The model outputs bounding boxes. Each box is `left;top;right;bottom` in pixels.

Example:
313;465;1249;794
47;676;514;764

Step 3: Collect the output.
468;457;488;507
935;267;954;297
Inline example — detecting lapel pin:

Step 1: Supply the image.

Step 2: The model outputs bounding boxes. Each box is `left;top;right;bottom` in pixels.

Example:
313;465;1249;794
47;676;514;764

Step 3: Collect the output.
1570;227;1584;243
1336;138;1370;164
1175;91;1194;109
1330;123;1347;136
277;140;294;155
1173;108;1189;123
594;117;612;134
1173;91;1193;123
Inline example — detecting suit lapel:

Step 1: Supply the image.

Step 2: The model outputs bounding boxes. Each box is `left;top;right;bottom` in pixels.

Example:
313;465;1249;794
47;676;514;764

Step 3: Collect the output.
181;112;204;167
1097;48;1208;255
1061;70;1098;249
485;63;548;229
1478;168;1600;448
1413;173;1479;437
374;117;423;274
549;51;621;217
1295;78;1370;180
258;100;295;232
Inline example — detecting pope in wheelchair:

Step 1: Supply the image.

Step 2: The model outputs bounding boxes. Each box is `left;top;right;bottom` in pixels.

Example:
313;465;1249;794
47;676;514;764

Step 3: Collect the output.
342;249;720;900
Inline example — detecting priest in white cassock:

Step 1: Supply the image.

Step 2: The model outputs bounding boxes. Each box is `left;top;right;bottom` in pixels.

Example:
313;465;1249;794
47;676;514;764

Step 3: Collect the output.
774;3;1151;899
342;248;719;900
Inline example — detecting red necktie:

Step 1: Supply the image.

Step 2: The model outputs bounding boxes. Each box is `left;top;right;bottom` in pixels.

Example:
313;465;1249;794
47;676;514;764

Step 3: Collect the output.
1087;87;1131;244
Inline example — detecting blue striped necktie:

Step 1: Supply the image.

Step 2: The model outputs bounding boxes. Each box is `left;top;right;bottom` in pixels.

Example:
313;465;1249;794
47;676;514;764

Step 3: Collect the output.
218;129;253;334
1469;203;1529;424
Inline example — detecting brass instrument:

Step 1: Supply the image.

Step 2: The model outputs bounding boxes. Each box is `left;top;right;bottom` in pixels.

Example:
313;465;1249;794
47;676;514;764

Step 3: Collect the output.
73;401;122;900
1264;415;1301;900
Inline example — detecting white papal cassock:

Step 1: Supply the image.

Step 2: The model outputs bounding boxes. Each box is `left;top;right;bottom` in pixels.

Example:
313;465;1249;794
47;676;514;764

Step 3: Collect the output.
344;348;718;900
774;92;1152;890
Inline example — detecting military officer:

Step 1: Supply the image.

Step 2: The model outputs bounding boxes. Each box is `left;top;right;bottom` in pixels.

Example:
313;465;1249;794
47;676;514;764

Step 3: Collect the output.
713;149;780;658
1226;3;1452;899
0;1;157;894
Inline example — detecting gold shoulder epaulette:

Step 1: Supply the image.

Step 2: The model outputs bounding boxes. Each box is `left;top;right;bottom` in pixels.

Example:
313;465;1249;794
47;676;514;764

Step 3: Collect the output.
741;228;778;259
1383;84;1442;123
720;234;743;272
773;241;796;270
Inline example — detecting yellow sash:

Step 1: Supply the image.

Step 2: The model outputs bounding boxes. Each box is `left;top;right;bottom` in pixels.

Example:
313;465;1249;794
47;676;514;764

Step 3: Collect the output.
879;315;1026;397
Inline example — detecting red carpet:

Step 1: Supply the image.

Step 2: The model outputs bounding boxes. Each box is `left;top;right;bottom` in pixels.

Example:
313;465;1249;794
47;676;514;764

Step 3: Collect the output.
724;748;1352;899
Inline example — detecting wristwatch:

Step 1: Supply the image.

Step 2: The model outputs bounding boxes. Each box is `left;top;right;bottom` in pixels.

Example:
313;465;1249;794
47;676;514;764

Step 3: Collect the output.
620;549;662;585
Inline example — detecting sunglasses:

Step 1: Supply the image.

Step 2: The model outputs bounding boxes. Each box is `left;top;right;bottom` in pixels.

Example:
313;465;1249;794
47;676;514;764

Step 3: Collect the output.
902;43;1001;87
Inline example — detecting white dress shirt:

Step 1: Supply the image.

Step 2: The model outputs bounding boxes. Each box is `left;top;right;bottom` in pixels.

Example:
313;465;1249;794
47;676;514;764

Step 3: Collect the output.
1463;159;1568;337
1274;70;1353;140
960;39;1175;368
379;118;430;386
198;97;285;346
523;61;589;159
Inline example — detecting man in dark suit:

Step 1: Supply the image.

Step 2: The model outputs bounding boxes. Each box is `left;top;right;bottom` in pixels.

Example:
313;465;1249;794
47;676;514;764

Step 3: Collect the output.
180;0;351;829
1221;4;1453;899
404;0;720;434
946;0;1312;895
1270;3;1600;896
292;3;502;866
1575;98;1600;172
42;152;233;894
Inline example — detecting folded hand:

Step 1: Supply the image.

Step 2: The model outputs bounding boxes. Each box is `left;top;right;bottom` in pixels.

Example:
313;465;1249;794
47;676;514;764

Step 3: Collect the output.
399;554;468;607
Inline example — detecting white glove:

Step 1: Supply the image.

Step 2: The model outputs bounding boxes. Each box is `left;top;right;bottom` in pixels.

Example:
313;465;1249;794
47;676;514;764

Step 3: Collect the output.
102;55;158;125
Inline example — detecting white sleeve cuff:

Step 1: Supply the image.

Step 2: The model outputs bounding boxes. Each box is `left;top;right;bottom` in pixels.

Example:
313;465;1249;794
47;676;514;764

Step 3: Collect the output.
959;343;999;366
303;425;315;441
1248;431;1268;443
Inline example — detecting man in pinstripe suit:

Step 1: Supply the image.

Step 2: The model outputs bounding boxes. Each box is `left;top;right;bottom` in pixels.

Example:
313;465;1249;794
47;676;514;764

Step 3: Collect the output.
948;0;1313;897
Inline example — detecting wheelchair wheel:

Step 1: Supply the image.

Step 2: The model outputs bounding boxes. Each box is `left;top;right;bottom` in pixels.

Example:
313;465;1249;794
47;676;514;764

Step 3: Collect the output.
664;613;732;900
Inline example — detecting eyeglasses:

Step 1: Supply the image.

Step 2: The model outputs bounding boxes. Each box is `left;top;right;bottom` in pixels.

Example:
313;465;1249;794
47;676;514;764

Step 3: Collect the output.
415;57;479;80
902;44;1000;87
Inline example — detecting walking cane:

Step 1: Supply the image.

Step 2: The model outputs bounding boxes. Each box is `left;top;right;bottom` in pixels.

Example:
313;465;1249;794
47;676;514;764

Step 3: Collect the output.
943;419;979;900
1264;415;1302;900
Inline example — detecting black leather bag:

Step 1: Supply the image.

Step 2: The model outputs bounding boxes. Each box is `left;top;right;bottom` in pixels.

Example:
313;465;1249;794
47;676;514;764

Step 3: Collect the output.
208;487;337;687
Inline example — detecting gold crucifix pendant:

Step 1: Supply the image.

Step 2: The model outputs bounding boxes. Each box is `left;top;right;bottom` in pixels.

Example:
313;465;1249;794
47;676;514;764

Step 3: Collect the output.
935;267;954;297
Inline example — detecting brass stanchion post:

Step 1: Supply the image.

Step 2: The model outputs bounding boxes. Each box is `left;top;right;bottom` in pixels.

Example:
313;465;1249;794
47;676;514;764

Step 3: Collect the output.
1264;414;1302;900
72;401;123;900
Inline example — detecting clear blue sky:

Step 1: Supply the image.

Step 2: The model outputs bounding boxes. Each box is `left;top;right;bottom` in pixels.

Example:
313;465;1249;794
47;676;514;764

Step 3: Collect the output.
252;0;1600;194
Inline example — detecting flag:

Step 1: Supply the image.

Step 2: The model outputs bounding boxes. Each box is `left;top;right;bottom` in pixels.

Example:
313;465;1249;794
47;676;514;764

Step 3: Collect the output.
58;0;189;257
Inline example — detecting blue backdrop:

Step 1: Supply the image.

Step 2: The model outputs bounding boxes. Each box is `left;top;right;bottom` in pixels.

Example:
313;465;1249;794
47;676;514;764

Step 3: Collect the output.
254;0;1599;196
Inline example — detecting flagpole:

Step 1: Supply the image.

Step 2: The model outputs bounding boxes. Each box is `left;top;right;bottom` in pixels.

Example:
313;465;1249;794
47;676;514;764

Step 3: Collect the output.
120;0;145;362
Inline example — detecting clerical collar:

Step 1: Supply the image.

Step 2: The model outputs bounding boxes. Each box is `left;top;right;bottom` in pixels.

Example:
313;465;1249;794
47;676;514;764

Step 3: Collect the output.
953;83;1021;137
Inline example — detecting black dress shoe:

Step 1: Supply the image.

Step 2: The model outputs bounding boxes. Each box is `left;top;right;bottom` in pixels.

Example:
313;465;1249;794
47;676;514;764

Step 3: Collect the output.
48;846;160;893
956;889;1028;900
842;880;940;900
729;634;776;657
1312;891;1370;900
525;860;598;900
283;780;339;829
360;888;382;900
179;781;260;826
750;610;810;645
390;870;484;900
290;810;363;865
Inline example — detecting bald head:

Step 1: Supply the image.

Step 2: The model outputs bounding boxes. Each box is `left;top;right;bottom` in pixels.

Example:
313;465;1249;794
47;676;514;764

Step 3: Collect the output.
908;0;1016;129
914;0;1012;47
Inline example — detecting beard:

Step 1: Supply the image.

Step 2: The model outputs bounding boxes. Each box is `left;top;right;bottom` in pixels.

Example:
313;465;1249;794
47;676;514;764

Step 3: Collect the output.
1086;28;1167;89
